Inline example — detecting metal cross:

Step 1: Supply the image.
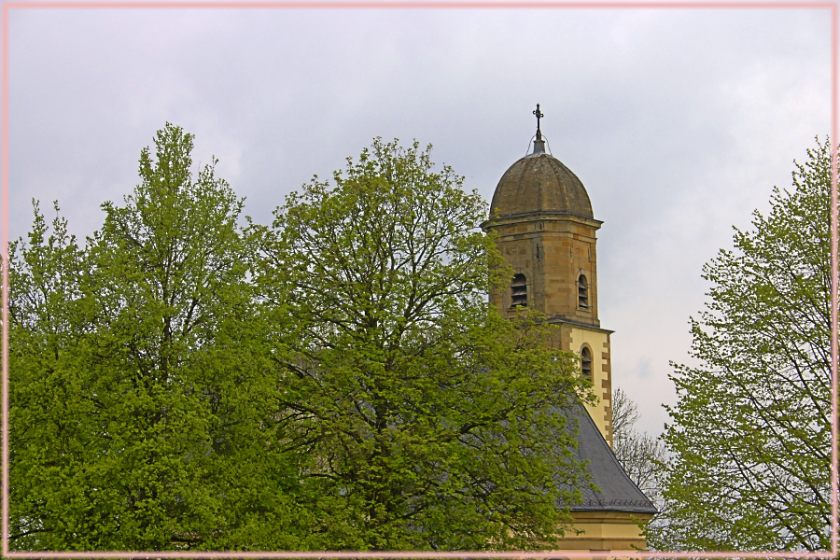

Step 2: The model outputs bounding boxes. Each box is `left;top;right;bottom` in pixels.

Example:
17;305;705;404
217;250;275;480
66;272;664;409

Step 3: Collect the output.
533;104;544;139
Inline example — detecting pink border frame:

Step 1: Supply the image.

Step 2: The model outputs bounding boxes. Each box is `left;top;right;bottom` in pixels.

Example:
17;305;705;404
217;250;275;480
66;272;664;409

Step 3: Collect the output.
1;1;837;558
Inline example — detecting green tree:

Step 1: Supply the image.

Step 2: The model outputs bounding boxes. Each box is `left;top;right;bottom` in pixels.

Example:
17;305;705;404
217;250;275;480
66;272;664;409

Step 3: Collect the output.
9;124;305;550
256;138;592;550
650;139;833;550
8;201;94;549
10;130;595;551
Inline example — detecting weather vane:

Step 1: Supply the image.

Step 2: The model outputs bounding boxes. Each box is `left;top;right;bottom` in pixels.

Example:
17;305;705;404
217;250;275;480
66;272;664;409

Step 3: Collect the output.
533;103;544;141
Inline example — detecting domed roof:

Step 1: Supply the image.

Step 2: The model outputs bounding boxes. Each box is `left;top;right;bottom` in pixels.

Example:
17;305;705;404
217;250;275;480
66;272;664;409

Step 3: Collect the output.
490;145;594;221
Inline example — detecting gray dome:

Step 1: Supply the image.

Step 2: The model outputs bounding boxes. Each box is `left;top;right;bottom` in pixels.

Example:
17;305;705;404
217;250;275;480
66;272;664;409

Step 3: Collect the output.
490;152;593;220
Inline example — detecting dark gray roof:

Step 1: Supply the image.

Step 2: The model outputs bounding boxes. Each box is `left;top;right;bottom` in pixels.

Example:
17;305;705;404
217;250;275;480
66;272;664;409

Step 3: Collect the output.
564;404;658;515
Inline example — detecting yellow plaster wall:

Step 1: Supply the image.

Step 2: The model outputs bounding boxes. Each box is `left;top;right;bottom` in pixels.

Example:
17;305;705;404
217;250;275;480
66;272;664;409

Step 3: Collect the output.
559;511;653;551
568;326;613;445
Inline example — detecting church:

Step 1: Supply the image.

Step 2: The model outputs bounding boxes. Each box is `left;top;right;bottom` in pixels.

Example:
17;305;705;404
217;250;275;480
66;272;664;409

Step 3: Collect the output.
483;106;657;550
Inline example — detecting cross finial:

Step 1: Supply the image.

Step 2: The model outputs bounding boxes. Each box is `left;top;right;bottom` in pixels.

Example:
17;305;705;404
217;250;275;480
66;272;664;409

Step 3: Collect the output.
533;103;544;141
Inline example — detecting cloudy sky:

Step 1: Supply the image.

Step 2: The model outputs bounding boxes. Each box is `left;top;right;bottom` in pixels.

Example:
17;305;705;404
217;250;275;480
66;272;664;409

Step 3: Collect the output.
6;2;833;436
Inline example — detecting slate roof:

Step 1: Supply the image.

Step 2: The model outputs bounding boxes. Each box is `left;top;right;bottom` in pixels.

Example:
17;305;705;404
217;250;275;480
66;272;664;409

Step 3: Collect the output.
564;404;658;514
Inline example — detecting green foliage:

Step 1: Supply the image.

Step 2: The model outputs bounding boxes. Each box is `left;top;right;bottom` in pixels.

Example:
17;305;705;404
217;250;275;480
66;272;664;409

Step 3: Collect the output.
256;138;591;550
9;131;591;551
650;139;833;550
10;124;303;550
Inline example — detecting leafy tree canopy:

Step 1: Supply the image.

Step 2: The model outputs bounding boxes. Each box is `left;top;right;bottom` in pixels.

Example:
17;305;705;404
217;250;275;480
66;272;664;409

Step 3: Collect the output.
10;124;304;550
9;131;592;551
650;139;833;551
257;138;592;550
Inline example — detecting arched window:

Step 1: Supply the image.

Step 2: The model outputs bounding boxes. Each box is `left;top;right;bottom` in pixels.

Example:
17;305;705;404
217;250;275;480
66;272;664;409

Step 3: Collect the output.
578;273;589;309
581;346;592;379
511;273;527;307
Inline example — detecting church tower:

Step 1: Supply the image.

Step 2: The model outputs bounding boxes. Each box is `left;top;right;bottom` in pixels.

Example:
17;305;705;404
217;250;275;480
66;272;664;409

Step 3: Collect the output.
482;106;656;550
484;105;614;444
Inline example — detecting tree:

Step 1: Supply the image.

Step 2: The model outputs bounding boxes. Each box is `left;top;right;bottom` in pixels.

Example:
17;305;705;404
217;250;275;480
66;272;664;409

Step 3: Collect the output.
611;388;665;503
10;130;596;551
255;138;593;550
8;201;95;549
9;124;305;550
610;388;670;547
649;139;833;550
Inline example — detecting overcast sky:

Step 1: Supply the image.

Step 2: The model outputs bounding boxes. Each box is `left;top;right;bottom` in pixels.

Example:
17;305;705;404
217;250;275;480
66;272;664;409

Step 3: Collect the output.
6;2;833;436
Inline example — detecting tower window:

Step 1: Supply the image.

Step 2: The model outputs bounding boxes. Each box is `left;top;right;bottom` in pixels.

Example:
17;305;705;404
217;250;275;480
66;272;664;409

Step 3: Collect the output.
578;274;589;309
511;274;527;307
581;346;592;379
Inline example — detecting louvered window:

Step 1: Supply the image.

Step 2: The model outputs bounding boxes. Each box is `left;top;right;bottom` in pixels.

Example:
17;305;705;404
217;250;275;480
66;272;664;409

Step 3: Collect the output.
581;346;592;379
511;274;527;307
578;274;589;308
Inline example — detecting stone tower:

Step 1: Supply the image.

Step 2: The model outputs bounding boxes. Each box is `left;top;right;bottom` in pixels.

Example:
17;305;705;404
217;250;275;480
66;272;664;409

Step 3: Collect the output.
482;107;657;549
483;107;614;444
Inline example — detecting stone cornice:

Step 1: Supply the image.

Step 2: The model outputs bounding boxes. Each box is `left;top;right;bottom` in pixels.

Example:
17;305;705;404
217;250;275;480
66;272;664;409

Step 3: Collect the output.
482;211;603;231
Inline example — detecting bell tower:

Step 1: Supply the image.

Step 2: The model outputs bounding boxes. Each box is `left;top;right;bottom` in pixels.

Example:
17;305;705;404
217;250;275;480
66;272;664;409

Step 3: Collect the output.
484;106;614;444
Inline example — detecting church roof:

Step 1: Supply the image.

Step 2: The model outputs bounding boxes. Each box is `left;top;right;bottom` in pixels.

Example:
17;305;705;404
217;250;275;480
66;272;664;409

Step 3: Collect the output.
490;151;594;221
564;404;658;514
